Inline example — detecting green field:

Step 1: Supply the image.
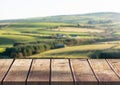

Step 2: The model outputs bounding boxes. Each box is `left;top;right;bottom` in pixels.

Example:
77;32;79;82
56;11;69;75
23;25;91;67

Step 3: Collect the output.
30;43;119;58
0;22;99;47
0;21;119;58
1;12;120;58
0;48;5;53
115;32;120;35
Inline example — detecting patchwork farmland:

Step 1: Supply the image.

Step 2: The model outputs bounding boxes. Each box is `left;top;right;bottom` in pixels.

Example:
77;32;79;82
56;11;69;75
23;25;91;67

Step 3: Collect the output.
0;12;120;58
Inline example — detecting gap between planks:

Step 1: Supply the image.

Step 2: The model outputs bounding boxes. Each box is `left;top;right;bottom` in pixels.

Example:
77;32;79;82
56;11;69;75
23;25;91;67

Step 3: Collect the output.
0;59;120;85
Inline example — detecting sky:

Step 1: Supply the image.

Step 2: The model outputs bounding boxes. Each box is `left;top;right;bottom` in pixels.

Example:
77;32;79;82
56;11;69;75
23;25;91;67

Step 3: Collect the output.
0;0;120;20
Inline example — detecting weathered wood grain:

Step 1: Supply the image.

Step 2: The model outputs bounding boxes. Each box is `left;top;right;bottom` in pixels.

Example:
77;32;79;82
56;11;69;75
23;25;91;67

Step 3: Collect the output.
3;59;32;85
71;59;97;85
1;59;120;85
27;59;50;85
0;59;13;85
107;59;120;78
88;59;120;85
51;59;73;85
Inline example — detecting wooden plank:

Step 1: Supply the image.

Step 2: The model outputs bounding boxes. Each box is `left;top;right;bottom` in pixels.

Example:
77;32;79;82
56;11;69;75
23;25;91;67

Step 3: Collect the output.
27;59;50;85
51;59;73;85
0;59;13;85
70;59;97;85
88;59;120;85
107;59;120;78
3;59;32;85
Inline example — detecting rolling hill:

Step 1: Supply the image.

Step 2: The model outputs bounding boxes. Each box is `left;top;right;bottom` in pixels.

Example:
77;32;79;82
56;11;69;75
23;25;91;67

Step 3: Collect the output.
0;12;120;24
1;12;120;58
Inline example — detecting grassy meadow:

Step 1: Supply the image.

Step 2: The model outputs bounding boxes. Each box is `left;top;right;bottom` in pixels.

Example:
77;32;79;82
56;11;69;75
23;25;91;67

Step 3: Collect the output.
30;43;120;58
0;22;98;46
54;27;104;33
1;12;120;58
0;48;5;53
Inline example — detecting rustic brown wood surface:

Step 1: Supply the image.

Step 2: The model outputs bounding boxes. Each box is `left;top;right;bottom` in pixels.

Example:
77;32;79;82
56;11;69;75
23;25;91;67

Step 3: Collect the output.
51;59;73;85
27;59;50;85
88;59;120;85
3;59;32;85
71;59;97;85
107;59;120;78
0;59;120;85
0;59;13;85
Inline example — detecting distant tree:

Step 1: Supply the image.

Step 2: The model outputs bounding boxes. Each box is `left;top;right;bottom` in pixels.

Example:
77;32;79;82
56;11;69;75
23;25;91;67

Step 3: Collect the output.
23;49;27;57
77;24;80;27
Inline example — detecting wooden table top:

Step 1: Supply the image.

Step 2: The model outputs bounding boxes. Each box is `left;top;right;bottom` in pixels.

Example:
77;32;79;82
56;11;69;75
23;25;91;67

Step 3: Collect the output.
0;59;120;85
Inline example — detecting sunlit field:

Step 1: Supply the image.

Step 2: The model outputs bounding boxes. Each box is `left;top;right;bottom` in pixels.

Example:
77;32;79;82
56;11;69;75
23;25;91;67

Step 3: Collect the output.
54;27;104;33
30;43;120;58
1;12;120;58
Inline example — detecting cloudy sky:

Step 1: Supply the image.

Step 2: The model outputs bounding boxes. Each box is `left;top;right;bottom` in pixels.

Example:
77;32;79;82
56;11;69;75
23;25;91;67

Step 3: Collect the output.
0;0;120;20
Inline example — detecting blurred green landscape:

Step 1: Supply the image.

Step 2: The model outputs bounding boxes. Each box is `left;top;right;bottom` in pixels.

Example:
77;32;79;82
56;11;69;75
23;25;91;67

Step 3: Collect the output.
1;12;120;58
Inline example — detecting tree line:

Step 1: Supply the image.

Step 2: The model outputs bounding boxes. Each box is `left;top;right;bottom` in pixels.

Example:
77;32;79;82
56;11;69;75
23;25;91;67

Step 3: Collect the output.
3;40;65;58
89;49;120;59
4;44;50;58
